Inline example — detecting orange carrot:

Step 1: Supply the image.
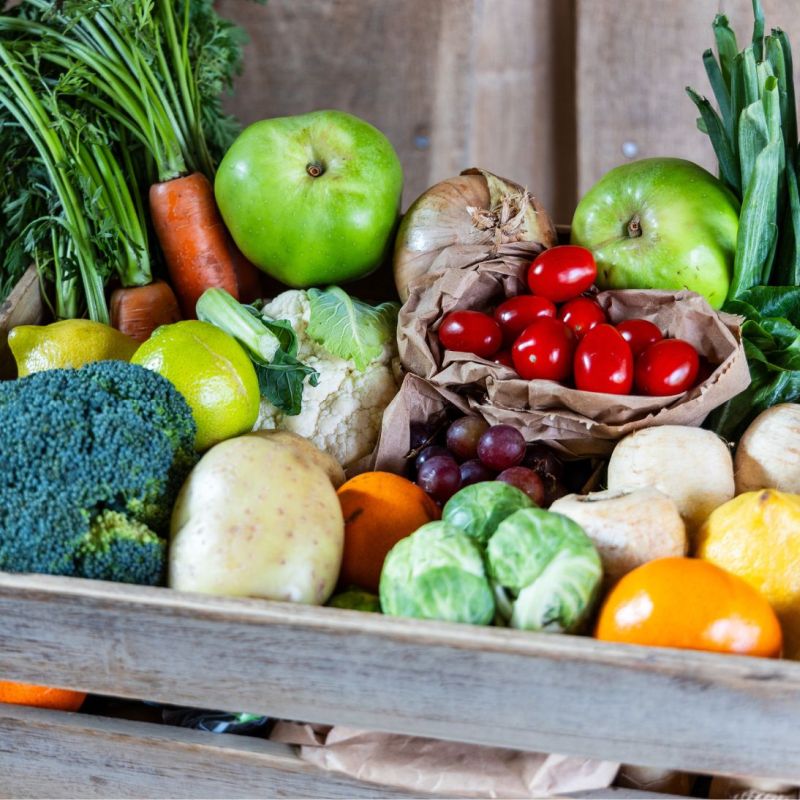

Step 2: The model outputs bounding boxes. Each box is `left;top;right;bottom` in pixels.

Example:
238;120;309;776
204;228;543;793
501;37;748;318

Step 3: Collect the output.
226;234;264;304
149;172;239;317
110;280;183;342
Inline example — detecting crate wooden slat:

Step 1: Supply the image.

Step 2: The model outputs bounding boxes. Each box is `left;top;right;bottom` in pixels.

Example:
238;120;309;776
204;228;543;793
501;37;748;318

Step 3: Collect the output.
0;704;688;800
2;572;800;785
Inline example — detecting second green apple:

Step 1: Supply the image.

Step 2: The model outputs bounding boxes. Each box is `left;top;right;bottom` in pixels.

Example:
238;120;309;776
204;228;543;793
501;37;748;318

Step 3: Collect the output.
215;109;403;288
571;158;739;309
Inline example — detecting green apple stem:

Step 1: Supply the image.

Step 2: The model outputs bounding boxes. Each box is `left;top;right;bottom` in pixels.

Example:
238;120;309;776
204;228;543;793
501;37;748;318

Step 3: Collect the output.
307;161;325;178
627;214;643;238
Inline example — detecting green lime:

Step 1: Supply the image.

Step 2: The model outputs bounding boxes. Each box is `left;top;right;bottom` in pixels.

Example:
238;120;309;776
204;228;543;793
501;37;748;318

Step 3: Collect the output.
131;320;260;451
9;319;138;377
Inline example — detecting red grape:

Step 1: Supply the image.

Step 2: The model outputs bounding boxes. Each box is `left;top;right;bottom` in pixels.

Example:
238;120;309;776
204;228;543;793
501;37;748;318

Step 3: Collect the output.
446;416;490;461
522;443;565;482
497;466;546;505
459;459;495;487
416;455;462;502
415;445;451;472
409;420;440;452
477;425;526;471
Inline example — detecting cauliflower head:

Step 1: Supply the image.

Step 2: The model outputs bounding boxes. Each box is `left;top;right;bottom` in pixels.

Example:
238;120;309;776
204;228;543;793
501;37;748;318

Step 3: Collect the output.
254;290;399;469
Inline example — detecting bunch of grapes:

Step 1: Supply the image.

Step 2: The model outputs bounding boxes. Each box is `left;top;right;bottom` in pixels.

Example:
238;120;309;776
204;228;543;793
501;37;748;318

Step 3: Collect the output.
407;416;568;506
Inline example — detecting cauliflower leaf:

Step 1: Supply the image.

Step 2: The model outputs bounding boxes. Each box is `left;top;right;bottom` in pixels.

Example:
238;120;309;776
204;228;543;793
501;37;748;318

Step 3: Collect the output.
307;286;399;370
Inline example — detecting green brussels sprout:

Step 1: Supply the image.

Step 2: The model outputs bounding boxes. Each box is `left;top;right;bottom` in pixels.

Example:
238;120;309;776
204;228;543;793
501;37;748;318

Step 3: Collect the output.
327;587;382;613
442;481;535;547
487;508;602;633
379;521;495;626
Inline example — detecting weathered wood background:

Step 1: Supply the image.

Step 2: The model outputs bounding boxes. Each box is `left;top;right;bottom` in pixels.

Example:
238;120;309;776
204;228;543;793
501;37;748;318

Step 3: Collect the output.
217;0;800;223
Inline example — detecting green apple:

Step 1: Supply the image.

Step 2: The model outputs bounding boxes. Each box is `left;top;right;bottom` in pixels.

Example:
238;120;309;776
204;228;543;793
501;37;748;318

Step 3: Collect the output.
215;109;403;287
571;158;739;309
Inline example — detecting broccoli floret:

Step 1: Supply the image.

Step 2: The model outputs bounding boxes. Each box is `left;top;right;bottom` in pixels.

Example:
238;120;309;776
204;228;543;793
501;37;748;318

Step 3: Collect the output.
0;360;197;584
76;510;167;586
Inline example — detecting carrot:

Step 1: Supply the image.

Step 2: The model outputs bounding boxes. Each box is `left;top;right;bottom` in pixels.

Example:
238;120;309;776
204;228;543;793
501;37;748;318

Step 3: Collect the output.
149;172;239;318
110;280;182;342
226;234;264;304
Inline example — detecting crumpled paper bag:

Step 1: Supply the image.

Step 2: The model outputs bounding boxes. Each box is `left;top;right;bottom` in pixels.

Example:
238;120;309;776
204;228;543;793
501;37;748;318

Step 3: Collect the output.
271;721;619;798
397;250;750;456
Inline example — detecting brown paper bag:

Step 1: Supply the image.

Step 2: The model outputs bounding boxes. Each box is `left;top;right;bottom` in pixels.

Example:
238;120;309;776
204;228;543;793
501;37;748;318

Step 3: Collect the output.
398;253;750;456
271;721;619;798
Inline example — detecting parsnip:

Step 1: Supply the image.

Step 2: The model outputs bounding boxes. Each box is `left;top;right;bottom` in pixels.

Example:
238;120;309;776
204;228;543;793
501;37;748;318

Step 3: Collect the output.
550;488;686;585
607;426;734;536
735;403;800;494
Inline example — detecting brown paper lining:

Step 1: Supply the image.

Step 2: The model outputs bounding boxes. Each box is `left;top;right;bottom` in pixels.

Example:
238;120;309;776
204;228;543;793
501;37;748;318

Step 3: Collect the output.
271;721;619;798
397;251;750;457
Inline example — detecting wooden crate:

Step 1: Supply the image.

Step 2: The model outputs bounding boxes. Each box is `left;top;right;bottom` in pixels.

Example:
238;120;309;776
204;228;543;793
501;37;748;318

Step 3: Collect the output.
2;272;800;798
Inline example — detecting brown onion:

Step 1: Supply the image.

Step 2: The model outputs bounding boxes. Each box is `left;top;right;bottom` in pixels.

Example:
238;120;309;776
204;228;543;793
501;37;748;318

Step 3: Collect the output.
393;167;557;302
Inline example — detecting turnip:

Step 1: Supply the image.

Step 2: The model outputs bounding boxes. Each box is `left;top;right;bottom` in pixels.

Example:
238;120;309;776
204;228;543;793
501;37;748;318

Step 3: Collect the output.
607;426;734;536
550;488;686;586
734;404;800;494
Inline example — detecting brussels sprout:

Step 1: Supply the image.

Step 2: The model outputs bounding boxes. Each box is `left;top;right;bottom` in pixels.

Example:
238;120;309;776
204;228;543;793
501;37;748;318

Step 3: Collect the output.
442;481;535;547
379;521;495;625
328;587;382;613
487;508;602;633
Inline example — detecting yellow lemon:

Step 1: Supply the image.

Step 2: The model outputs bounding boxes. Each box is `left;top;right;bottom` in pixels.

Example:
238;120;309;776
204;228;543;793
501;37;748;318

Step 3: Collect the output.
9;319;139;377
697;490;800;659
131;320;259;452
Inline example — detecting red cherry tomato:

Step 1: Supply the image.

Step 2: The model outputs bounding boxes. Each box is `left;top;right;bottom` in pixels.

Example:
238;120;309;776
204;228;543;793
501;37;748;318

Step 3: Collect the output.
528;245;597;303
574;324;633;394
635;339;700;396
493;350;515;368
616;319;663;356
438;310;502;358
494;295;556;346
558;297;607;339
511;317;576;382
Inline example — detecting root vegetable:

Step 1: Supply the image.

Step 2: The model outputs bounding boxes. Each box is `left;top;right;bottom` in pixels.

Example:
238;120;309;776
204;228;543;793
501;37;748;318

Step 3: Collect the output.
248;429;346;488
735;403;800;494
169;436;343;604
607;425;734;537
550;488;686;586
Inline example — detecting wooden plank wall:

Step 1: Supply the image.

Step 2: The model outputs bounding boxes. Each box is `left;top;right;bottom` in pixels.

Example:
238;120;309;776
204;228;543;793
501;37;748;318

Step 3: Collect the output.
218;0;800;224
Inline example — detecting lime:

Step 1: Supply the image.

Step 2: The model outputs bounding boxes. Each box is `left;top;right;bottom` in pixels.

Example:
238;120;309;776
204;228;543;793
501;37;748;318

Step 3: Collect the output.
131;320;260;451
9;319;139;377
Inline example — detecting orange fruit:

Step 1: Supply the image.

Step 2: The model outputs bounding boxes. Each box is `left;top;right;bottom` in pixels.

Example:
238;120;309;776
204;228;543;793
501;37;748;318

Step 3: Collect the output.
0;681;86;711
595;557;782;658
337;471;440;593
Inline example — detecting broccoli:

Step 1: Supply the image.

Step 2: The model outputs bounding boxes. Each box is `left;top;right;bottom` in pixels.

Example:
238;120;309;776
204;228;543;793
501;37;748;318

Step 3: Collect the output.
0;360;197;585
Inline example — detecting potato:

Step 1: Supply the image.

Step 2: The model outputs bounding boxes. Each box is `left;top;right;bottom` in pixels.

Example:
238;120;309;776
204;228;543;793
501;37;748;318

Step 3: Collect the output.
248;429;346;488
169;436;344;604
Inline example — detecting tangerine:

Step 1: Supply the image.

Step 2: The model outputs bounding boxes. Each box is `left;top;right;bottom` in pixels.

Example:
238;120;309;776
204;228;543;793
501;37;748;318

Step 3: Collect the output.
0;681;86;711
595;557;782;657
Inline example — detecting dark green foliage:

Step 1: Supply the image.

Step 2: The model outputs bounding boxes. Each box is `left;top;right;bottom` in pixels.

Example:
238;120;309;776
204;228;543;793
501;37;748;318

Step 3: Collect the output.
0;360;197;584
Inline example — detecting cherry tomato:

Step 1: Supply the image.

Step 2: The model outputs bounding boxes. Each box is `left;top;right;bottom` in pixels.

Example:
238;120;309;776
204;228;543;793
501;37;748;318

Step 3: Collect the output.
635;339;700;396
494;295;556;346
493;350;515;368
511;317;576;382
616;318;663;356
528;245;597;303
574;324;633;394
558;297;607;339
438;310;502;358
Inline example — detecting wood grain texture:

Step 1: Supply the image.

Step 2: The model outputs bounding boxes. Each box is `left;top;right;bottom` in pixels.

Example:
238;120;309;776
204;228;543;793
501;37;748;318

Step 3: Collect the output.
0;265;43;378
0;704;422;799
0;704;688;800
215;0;575;222
575;0;800;194
1;572;800;782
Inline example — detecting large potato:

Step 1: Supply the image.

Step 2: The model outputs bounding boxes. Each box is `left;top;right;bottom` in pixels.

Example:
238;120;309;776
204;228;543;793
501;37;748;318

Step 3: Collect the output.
247;429;346;488
169;436;344;604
